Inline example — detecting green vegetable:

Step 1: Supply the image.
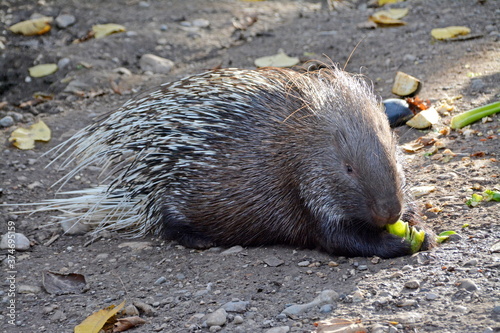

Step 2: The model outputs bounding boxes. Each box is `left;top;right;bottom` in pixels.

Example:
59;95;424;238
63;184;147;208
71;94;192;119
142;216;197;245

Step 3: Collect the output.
466;190;500;207
450;101;500;129
483;189;500;202
386;220;425;254
466;193;483;207
436;230;456;243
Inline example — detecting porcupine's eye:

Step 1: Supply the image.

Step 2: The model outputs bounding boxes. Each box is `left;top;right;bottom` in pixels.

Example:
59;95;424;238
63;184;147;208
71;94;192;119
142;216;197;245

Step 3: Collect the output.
346;164;353;174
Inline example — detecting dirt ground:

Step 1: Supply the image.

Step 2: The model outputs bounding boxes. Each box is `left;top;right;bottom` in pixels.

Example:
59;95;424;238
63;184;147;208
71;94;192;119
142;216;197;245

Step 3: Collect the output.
0;0;499;332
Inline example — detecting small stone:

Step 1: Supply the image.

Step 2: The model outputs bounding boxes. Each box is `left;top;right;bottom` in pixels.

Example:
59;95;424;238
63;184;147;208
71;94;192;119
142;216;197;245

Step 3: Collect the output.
60;220;91;235
18;284;41;294
265;326;290;333
455;305;468;313
50;309;66;321
233;315;244;324
220;245;243;255
113;67;132;76
319;303;335;313
222;300;249;313
264;256;284;267
297;260;310;267
133;300;155;316
403;54;417;62
57;57;71;69
397;299;417;307
160;24;168;31
138;1;150;7
357;264;368;271
55;14;76;28
95;253;109;261
490;241;500;253
463;259;478;267
139;54;174;74
492;306;500;314
206;308;227;327
470;78;485;92
192;18;210;28
404;280;420;289
0;116;14;127
425;293;438;300
154;276;167;285
118;241;152;250
0;232;30;251
456;279;478;292
123;304;140;316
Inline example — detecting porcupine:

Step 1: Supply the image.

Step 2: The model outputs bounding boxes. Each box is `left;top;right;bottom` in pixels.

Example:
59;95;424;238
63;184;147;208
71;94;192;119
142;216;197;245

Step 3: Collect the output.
40;66;433;258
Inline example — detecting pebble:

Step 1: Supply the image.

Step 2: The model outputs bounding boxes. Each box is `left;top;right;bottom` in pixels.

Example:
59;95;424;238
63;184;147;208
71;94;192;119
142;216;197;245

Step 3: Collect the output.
222;300;249;313
265;326;290;333
55;14;76;28
282;290;337;316
123;304;140;316
297;260;310;267
319;303;335;313
57;57;71;69
220;245;243;255
0;115;14;127
490;241;500;253
425;293;438;300
264;256;284;267
154;276;167;285
18;284;41;294
456;279;479;292
233;315;244;324
50;309;66;321
139;54;174;74
60;220;91;235
192;18;210;28
133;300;155;316
0;232;30;251
463;259;478;267
394;311;423;324
160;24;168;31
206;308;227;327
118;241;153;250
404;280;420;289
138;1;150;7
470;78;485;91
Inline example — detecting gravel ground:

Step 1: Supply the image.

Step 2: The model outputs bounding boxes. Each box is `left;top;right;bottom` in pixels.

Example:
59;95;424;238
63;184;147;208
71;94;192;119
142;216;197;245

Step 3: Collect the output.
0;0;499;332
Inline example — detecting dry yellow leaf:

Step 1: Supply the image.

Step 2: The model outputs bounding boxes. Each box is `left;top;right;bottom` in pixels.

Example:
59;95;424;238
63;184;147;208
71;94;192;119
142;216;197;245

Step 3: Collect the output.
378;0;405;5
28;64;58;78
9;16;53;36
74;300;125;333
92;23;126;39
431;26;471;40
9;120;51;150
370;8;408;26
254;52;299;68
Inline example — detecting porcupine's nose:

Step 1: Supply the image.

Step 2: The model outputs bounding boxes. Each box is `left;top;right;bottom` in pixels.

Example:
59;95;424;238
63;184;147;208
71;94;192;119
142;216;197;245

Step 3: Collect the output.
371;200;402;228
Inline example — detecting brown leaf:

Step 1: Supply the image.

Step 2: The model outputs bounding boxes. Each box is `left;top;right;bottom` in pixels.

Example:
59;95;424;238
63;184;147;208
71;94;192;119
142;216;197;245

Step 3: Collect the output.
42;271;87;295
113;316;146;332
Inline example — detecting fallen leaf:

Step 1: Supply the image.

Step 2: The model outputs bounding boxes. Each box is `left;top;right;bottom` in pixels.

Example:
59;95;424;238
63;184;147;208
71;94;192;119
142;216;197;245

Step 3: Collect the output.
401;142;424;152
42;271;87;295
9;120;51;150
370;8;408;26
254;52;299;68
28;63;58;78
431;26;470;40
75;300;126;333
113;316;146;332
314;317;367;333
92;23;126;39
9;17;53;36
378;0;405;5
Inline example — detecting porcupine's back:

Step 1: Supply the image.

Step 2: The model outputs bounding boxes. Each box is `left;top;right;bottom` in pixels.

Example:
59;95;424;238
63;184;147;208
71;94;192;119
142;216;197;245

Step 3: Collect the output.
44;66;408;257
